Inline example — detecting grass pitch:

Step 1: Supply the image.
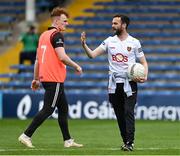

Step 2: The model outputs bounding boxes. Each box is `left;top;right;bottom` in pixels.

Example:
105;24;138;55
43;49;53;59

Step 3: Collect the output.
0;119;179;155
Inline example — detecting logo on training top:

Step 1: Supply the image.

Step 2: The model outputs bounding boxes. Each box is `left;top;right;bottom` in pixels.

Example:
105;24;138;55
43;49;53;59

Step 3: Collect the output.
112;53;128;62
56;38;63;44
127;46;132;52
138;47;143;53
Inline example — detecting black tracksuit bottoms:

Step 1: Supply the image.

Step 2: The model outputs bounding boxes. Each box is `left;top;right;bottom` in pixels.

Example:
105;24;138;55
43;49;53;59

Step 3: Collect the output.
24;82;71;141
109;81;137;144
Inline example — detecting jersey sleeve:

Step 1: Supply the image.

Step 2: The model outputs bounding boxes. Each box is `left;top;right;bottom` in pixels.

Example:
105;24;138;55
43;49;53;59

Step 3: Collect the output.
99;38;109;52
135;40;144;58
51;32;64;48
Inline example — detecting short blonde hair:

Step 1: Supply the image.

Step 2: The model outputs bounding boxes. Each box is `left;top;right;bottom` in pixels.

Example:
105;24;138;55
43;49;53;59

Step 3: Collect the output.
50;7;69;18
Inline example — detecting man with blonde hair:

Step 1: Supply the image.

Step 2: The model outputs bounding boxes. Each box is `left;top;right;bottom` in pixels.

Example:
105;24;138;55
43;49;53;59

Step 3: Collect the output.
18;7;83;148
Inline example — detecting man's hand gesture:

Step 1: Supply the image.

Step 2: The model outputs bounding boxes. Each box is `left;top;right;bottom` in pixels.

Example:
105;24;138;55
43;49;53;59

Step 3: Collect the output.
81;32;86;45
31;79;40;91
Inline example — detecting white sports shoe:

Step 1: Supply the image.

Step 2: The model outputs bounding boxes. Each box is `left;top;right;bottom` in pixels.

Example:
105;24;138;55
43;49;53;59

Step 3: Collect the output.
64;139;83;148
18;133;35;148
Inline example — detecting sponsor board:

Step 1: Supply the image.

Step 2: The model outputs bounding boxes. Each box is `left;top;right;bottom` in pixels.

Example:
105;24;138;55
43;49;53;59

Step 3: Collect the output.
2;93;180;120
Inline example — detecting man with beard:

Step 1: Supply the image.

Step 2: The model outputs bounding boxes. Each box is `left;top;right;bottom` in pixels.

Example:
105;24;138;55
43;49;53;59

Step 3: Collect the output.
81;14;148;151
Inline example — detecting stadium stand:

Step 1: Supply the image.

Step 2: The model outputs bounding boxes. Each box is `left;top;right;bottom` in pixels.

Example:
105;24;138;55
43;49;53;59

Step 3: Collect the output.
0;0;24;41
0;0;52;43
0;0;180;95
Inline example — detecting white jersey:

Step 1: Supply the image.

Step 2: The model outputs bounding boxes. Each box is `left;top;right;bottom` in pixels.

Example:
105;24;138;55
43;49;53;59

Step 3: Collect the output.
99;34;144;83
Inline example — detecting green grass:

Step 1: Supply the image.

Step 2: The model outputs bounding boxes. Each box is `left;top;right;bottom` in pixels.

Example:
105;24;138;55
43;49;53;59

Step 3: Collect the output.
0;119;179;155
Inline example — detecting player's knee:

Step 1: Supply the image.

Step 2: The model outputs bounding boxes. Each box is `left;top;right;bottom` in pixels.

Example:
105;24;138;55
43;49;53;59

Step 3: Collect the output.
42;107;54;116
124;108;133;117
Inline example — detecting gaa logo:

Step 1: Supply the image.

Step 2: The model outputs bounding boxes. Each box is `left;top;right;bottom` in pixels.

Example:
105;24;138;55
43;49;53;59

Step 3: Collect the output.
112;53;128;62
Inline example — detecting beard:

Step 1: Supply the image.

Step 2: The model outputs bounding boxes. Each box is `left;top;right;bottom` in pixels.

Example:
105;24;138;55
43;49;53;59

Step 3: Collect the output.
113;28;123;36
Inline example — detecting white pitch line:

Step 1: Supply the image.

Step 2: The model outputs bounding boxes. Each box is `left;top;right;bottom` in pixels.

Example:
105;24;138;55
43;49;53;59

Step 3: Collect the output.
106;147;180;151
136;147;180;150
0;148;46;152
0;147;180;152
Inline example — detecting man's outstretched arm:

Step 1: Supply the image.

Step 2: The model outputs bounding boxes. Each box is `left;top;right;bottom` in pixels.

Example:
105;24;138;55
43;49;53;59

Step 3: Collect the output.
81;32;104;58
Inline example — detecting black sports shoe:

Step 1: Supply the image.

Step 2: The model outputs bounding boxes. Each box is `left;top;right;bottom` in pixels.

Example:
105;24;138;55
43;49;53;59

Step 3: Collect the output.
122;142;134;151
